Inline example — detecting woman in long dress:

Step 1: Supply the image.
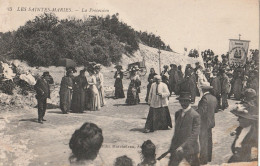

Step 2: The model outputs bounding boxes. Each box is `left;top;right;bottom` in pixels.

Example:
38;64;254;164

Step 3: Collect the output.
71;70;88;113
94;64;106;107
125;66;141;105
85;68;100;111
59;69;74;114
114;65;125;99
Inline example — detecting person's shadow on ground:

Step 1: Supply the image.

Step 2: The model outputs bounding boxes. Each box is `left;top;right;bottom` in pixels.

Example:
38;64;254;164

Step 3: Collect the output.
19;118;38;123
129;128;145;133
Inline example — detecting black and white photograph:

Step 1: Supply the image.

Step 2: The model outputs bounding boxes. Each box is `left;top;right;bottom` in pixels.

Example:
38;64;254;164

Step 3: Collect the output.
0;0;259;165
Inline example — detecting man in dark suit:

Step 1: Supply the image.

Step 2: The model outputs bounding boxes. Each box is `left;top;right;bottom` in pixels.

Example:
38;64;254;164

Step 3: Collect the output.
34;72;51;124
219;68;230;110
197;83;218;164
210;68;221;111
168;92;201;166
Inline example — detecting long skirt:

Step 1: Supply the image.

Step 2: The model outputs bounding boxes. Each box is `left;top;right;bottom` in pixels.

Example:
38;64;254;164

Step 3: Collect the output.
126;87;139;105
71;90;85;113
60;89;72;113
98;87;106;107
85;86;101;111
145;106;172;131
114;78;125;98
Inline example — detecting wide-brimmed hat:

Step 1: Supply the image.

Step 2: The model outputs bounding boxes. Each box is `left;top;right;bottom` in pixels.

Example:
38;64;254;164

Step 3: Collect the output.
200;81;213;90
231;103;258;121
115;65;122;70
154;75;161;80
176;92;191;101
42;71;50;77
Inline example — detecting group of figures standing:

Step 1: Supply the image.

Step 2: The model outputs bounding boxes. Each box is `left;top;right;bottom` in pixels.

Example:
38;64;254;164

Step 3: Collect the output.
34;63;106;123
34;55;258;165
59;64;106;114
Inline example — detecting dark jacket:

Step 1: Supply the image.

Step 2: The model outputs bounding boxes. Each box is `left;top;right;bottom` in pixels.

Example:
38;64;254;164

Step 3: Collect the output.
220;73;230;94
34;78;50;99
197;93;218;128
170;108;200;155
210;76;221;97
197;93;218;164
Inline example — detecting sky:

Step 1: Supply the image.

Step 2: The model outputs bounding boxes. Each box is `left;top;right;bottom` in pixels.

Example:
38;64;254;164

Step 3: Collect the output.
0;0;259;55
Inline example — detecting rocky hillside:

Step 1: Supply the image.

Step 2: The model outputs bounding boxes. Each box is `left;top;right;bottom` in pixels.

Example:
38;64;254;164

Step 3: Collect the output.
121;43;204;74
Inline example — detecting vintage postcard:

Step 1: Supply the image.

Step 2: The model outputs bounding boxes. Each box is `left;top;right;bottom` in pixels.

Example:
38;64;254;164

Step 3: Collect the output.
0;0;259;165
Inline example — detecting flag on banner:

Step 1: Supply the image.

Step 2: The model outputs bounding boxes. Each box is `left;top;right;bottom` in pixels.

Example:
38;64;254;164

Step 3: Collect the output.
229;39;250;67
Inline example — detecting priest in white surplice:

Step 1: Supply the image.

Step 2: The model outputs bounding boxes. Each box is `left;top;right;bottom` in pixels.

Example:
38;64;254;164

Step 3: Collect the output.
144;75;172;133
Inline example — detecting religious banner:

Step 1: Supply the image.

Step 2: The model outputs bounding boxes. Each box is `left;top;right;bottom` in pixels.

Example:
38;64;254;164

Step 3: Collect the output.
228;39;250;67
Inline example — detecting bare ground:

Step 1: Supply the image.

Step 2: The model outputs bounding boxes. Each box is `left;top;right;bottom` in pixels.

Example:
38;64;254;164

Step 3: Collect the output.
1;92;248;166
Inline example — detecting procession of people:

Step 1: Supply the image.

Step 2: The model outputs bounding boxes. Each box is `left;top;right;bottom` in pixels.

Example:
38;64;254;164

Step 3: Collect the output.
32;50;259;165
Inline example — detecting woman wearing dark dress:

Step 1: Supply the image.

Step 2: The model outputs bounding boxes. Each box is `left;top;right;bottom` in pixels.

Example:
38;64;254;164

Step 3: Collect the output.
114;65;125;99
59;69;74;114
145;68;157;103
125;66;141;105
71;70;88;113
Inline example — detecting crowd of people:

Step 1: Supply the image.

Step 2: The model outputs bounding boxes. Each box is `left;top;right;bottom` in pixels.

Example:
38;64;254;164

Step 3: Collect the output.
31;50;258;165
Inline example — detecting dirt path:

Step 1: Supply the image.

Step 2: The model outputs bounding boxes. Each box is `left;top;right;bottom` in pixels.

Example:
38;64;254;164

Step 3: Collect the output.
0;94;241;166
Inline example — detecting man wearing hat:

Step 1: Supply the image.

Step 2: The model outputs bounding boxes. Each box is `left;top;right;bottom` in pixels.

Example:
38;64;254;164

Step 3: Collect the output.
228;90;258;163
34;72;52;123
196;82;218;164
219;67;230;110
168;92;200;166
144;75;172;133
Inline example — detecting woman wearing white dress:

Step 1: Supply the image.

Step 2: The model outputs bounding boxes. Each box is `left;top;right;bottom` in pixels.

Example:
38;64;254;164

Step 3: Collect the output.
94;64;106;107
197;68;209;97
85;68;101;111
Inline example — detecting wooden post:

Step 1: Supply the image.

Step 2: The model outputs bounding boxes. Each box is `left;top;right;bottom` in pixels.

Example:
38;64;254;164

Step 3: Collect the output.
158;49;161;74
